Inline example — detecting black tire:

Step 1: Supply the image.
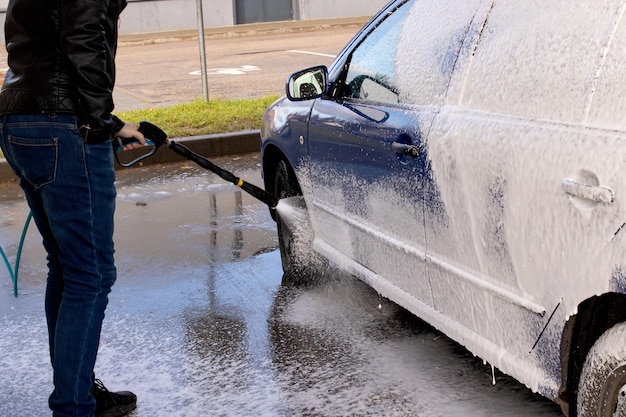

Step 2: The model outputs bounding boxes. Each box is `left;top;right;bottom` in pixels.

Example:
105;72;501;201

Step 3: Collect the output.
577;322;626;417
273;159;324;285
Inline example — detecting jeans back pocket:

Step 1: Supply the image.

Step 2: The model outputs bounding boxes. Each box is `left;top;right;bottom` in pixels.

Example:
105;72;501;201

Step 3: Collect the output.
8;135;58;189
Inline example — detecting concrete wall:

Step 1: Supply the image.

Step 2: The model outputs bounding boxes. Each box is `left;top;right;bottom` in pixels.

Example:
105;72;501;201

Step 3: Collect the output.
120;0;389;34
120;0;236;35
0;0;389;42
294;0;388;20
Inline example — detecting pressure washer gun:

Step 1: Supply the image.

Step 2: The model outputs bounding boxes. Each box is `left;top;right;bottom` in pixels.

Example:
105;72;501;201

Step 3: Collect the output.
112;121;169;167
112;121;279;208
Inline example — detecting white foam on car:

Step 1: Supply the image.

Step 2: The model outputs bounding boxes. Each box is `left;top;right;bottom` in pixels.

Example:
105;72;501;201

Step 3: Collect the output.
287;0;626;404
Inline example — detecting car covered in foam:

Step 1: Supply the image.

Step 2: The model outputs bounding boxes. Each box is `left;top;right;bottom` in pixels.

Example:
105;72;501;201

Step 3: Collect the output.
261;0;626;415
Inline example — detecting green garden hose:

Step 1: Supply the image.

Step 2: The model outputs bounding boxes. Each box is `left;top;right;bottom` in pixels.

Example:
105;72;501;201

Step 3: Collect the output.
0;211;32;297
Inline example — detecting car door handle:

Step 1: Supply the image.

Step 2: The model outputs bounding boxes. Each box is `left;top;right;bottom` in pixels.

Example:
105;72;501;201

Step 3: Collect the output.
561;178;614;204
392;142;420;158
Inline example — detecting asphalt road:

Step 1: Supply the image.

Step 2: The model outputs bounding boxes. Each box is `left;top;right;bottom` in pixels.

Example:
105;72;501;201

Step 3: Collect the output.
112;21;366;110
0;19;366;111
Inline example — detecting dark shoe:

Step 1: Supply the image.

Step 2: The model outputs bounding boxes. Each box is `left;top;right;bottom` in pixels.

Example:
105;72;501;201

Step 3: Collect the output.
92;378;137;417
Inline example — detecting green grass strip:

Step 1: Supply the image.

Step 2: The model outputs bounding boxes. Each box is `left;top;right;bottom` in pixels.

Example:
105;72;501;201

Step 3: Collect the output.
116;96;280;138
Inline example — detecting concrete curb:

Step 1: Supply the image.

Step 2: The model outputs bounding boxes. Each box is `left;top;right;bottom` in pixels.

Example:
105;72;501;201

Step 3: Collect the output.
0;130;261;184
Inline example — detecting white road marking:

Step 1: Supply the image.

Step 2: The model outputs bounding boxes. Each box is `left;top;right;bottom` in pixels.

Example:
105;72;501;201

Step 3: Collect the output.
287;50;336;58
190;65;261;76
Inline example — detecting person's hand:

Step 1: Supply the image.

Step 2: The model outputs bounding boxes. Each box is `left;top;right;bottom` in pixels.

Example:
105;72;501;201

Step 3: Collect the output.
115;122;146;151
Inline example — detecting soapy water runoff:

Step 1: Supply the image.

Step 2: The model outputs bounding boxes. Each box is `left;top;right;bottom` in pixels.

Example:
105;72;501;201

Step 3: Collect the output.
0;155;563;416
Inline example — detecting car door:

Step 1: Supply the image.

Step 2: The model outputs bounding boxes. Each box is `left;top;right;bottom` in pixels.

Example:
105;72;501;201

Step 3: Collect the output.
303;0;433;303
424;0;626;389
303;0;487;308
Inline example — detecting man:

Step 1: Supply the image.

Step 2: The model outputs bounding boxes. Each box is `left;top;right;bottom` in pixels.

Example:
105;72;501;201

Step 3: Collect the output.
0;0;143;416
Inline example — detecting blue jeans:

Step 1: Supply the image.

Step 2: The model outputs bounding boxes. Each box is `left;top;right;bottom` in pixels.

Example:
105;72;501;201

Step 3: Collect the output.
0;114;116;417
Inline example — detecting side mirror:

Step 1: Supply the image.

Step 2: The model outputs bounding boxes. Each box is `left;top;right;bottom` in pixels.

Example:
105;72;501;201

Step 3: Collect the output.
286;66;328;101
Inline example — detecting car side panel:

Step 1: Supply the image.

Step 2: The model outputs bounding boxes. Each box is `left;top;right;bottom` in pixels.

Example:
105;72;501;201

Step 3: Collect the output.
426;107;626;398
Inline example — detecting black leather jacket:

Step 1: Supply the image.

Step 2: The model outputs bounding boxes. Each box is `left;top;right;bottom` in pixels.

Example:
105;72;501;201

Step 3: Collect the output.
0;0;127;143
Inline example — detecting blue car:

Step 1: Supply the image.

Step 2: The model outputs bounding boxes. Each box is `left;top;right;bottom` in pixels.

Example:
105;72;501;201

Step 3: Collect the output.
261;1;626;416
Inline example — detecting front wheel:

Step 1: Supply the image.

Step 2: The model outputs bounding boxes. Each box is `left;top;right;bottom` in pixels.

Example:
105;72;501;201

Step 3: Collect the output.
577;322;626;417
273;160;325;285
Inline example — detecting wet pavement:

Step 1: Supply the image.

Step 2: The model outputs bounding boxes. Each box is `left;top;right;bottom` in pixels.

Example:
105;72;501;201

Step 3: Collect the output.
0;156;564;416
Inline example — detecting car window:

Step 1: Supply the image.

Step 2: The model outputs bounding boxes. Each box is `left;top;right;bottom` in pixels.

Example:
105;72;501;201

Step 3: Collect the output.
460;0;619;122
342;2;411;104
342;0;483;106
396;0;483;106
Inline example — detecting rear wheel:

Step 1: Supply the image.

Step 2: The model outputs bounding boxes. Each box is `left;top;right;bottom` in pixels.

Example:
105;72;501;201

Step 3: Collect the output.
273;160;324;285
577;322;626;417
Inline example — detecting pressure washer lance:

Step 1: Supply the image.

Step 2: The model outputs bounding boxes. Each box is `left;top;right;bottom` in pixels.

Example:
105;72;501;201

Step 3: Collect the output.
113;121;279;209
